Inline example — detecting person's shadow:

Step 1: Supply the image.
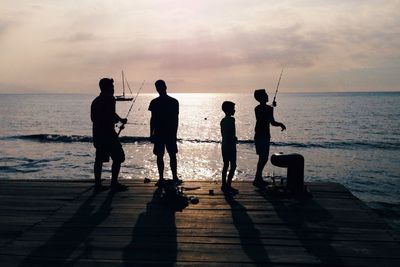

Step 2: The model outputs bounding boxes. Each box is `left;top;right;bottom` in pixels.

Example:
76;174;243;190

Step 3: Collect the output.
225;194;272;266
19;188;116;266
257;189;343;265
123;187;177;266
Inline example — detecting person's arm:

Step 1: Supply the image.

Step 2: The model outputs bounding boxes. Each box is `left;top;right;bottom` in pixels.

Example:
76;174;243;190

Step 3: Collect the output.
173;101;179;140
232;118;238;143
110;97;127;124
149;101;155;142
223;118;236;143
149;112;155;142
116;114;127;124
270;108;286;131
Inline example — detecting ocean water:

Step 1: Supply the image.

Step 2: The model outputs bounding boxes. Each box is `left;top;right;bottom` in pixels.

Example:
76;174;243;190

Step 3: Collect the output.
1;92;399;230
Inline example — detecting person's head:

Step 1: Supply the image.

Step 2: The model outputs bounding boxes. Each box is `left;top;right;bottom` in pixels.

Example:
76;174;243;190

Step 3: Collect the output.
99;78;114;95
254;89;268;103
222;101;235;116
155;79;167;95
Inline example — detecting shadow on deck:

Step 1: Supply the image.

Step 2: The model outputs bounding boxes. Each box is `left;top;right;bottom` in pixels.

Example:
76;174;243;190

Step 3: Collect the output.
0;180;399;266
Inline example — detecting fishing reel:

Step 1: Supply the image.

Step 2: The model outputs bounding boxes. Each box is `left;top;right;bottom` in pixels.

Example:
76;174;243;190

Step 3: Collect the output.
116;121;126;136
272;100;277;107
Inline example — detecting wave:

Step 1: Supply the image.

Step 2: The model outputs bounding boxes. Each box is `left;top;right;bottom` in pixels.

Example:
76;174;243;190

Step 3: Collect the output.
3;134;400;150
0;156;63;174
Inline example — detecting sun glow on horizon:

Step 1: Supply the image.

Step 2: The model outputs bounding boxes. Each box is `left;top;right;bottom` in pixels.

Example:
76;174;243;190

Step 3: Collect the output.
1;1;399;93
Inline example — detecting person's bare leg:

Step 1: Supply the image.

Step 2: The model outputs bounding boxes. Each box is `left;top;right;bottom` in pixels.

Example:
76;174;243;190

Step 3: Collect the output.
157;155;165;180
94;160;102;187
255;155;268;181
222;161;229;189
170;153;178;180
227;161;236;187
111;161;121;186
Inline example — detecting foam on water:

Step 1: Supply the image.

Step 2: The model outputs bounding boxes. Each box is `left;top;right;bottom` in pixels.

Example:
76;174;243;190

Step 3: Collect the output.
0;92;399;230
5;134;400;150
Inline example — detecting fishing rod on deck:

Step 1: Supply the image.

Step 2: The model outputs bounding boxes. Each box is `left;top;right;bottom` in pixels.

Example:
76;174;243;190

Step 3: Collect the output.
117;79;146;136
272;67;284;107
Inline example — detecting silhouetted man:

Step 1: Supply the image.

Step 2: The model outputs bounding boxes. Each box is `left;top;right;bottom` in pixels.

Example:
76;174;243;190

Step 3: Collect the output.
91;78;128;191
149;80;181;186
253;89;286;188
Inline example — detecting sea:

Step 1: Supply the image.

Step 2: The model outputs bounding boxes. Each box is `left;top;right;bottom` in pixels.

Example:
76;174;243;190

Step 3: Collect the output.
0;92;399;231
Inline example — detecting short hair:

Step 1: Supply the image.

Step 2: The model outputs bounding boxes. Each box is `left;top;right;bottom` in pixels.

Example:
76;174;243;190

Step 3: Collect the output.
222;101;235;113
155;80;166;90
254;89;268;102
99;78;114;92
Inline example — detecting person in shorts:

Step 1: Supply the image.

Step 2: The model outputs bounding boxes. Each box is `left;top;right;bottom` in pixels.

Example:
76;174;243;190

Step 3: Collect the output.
253;89;286;188
91;78;128;191
220;101;239;195
149;80;181;186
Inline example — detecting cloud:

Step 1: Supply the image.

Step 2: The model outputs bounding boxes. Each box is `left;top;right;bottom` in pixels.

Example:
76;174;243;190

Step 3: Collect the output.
0;19;9;36
51;32;100;43
1;0;400;93
0;18;18;39
74;23;329;73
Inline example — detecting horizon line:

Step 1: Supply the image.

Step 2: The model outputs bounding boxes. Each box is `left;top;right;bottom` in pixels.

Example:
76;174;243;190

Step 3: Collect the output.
1;90;400;95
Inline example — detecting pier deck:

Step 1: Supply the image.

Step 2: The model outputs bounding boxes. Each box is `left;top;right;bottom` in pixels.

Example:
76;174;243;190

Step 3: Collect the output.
0;180;399;266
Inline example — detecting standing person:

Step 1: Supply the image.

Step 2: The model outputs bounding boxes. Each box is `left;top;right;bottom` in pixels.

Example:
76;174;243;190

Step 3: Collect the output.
149;80;181;187
220;101;239;195
91;78;128;191
253;89;286;188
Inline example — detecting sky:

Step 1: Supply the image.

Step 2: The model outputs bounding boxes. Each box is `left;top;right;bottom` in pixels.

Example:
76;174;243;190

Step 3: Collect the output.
0;0;399;94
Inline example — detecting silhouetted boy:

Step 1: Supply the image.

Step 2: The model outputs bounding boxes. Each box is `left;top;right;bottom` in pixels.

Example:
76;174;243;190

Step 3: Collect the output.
253;89;286;188
91;78;128;191
220;101;239;195
149;80;181;187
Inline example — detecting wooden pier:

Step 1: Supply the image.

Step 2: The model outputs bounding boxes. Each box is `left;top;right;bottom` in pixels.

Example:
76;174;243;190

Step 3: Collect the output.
0;180;399;266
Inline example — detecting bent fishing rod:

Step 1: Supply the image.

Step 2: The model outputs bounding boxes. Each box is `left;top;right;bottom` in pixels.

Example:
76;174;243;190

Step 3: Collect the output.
117;79;146;136
272;67;284;107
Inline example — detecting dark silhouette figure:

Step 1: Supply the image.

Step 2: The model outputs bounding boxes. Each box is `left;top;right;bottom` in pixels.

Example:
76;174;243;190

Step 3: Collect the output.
253;89;286;188
123;188;177;266
19;189;116;266
149;80;181;186
220;101;239;195
91;78;128;191
225;195;272;266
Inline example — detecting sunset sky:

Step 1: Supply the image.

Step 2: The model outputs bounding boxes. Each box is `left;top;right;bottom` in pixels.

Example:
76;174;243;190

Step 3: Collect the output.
1;0;399;93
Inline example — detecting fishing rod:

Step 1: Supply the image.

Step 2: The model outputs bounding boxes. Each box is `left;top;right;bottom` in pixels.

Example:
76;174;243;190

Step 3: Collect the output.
272;67;284;107
117;79;146;136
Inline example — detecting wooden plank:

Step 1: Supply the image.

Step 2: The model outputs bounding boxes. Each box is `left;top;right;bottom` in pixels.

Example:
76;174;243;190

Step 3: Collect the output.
0;180;398;267
0;181;89;250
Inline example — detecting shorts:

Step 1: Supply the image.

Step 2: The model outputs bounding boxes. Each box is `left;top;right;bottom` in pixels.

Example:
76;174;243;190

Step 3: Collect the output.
95;140;125;163
222;146;237;162
153;139;178;155
255;138;270;157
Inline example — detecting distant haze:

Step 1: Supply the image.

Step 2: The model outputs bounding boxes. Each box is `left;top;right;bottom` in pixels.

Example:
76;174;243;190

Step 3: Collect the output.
1;1;399;94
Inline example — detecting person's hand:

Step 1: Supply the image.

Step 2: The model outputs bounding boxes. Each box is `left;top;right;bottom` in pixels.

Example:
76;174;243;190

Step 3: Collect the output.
120;118;127;124
280;123;286;131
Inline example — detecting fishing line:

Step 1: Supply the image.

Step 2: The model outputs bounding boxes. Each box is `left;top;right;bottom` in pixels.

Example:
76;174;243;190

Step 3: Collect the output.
117;79;146;136
269;67;285;179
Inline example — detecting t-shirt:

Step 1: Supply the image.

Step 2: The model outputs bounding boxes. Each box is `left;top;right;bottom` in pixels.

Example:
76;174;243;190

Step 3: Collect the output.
91;93;119;146
254;104;274;139
148;95;179;140
220;116;236;149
